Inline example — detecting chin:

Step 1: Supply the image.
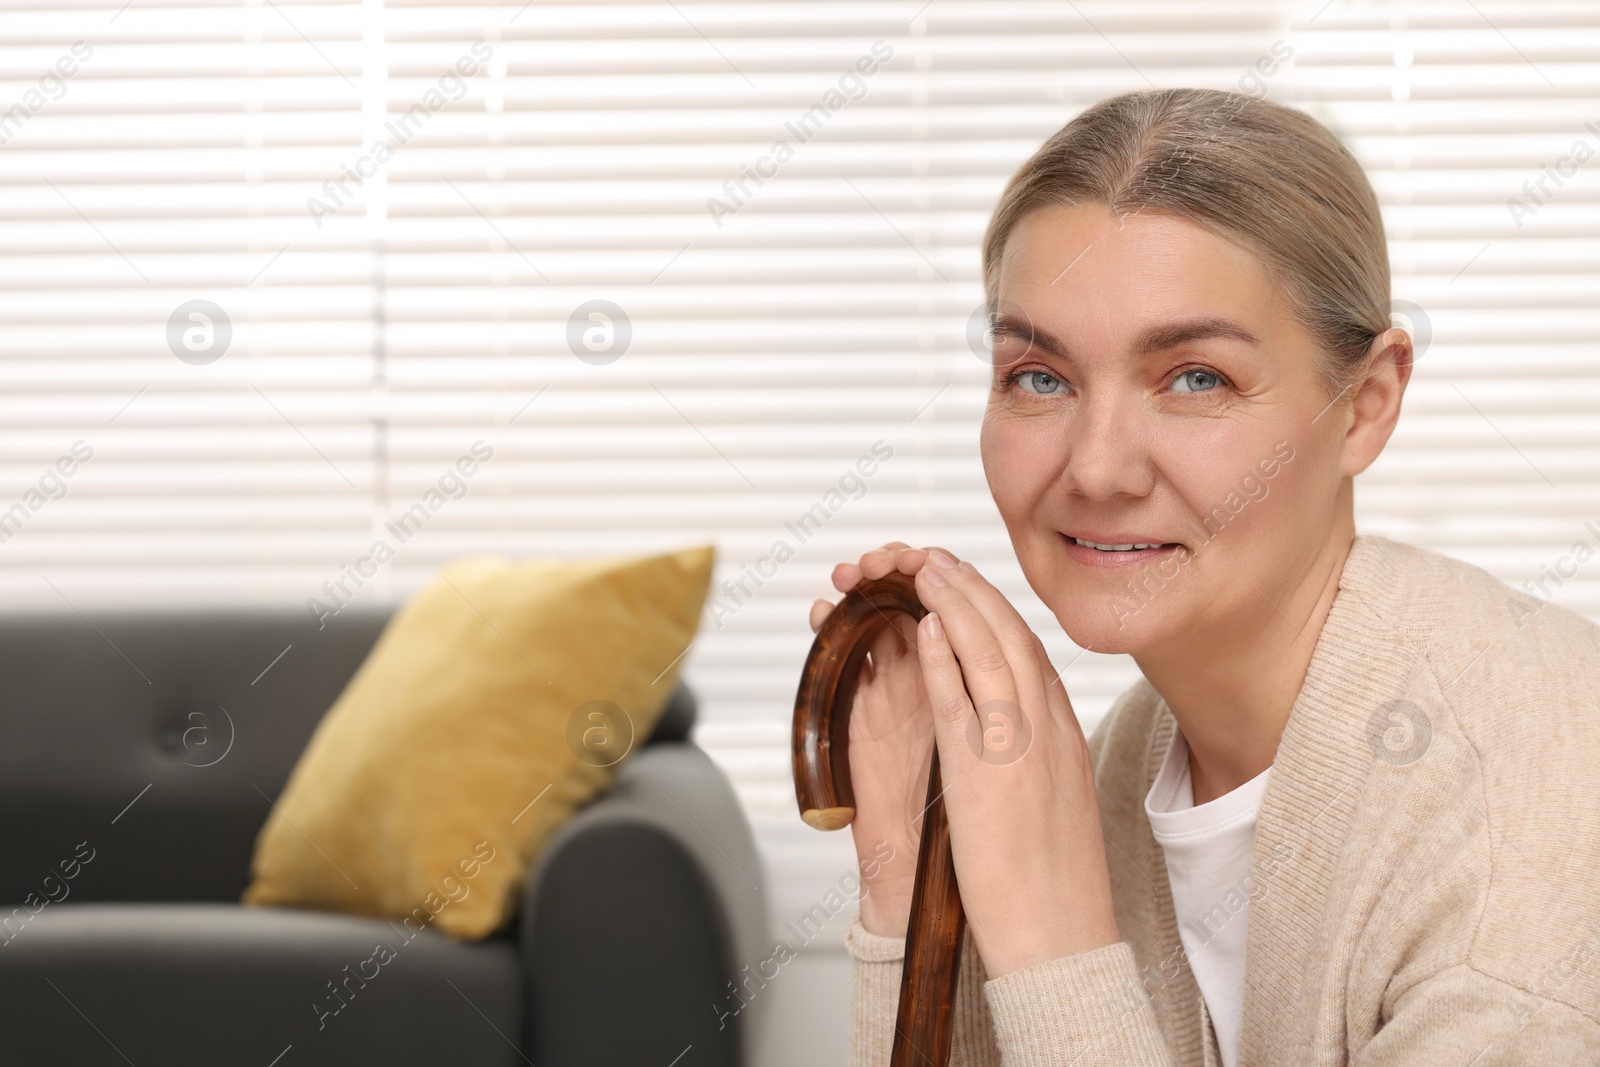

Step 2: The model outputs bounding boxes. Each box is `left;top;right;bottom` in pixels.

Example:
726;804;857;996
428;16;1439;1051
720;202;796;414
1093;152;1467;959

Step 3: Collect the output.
1020;532;1194;657
1054;605;1154;658
1037;562;1188;657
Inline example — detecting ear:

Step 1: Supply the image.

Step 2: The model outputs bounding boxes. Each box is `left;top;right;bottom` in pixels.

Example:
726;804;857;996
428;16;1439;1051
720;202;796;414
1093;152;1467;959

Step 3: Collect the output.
1340;326;1413;479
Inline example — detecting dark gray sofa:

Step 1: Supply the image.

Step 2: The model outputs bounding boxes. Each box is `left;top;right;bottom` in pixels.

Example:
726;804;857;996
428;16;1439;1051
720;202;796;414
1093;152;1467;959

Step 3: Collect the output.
0;605;768;1067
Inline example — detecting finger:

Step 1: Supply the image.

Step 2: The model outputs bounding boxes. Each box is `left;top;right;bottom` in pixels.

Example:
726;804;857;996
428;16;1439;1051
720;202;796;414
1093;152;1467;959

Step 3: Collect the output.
921;558;1050;717
913;568;1020;757
891;544;958;577
809;597;834;633
892;547;929;574
914;609;980;773
1030;630;1081;737
859;612;902;669
859;541;914;581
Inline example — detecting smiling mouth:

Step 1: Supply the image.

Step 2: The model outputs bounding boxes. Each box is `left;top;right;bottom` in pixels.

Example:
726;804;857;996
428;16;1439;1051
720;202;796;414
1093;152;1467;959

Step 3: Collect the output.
1068;536;1182;552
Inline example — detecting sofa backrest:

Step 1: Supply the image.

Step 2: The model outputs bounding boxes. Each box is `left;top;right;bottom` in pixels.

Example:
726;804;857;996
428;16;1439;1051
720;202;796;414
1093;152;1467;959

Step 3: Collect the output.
0;605;696;906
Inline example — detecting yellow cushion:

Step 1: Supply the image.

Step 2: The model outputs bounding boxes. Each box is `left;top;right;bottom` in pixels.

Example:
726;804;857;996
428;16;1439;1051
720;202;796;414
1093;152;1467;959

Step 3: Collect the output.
241;543;715;939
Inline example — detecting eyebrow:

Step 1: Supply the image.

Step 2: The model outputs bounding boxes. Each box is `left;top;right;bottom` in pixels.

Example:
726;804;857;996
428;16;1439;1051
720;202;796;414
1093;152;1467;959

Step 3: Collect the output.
991;314;1260;362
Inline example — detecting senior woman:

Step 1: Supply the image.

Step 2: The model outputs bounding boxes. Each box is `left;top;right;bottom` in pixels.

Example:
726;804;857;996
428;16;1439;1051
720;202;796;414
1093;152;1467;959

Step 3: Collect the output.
808;87;1600;1066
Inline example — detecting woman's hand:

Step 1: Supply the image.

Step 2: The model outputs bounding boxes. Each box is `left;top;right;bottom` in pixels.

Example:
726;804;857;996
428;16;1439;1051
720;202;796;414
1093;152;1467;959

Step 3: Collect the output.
909;549;1121;978
808;541;945;939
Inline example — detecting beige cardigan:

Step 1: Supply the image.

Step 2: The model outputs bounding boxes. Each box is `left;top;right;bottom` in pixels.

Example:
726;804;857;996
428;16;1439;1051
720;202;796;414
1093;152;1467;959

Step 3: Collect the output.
845;532;1600;1065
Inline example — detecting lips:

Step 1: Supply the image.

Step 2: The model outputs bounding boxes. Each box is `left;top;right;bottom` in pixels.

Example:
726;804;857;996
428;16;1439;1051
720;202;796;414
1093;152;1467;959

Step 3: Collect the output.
1060;532;1183;567
1071;538;1169;552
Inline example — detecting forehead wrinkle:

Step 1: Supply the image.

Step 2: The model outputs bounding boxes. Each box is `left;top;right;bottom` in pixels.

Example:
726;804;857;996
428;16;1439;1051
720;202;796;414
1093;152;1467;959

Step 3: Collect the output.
1132;316;1261;354
992;314;1261;366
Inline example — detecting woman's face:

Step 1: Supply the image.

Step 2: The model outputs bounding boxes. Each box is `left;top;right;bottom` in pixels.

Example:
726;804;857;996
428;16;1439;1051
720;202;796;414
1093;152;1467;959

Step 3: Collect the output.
979;202;1377;657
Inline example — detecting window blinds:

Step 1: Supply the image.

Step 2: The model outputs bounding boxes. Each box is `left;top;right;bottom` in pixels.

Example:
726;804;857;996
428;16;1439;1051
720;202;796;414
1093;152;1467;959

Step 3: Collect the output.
2;0;1596;945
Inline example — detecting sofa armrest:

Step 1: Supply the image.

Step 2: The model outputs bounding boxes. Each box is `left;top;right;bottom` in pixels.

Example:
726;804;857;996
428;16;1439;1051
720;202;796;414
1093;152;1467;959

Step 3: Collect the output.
520;741;769;1067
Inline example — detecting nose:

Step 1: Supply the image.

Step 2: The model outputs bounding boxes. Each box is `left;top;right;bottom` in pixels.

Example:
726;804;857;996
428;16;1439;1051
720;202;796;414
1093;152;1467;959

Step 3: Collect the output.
1058;394;1156;501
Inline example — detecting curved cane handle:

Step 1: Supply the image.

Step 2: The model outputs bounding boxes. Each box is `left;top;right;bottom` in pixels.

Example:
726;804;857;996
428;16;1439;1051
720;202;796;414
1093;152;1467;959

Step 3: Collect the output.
793;570;965;1067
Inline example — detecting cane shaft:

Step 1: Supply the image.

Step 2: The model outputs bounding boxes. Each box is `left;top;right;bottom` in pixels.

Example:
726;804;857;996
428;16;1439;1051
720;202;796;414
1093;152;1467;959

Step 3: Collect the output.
792;571;964;1067
891;751;965;1067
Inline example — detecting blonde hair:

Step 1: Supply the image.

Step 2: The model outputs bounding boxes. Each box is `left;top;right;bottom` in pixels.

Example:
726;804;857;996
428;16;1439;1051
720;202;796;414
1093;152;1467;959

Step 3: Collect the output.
981;87;1392;398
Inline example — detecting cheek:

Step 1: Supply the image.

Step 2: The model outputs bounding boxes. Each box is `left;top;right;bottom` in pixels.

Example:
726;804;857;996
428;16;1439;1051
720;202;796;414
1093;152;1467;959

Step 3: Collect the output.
1169;437;1313;550
1182;457;1257;522
1255;439;1339;535
979;414;1005;492
980;413;1047;516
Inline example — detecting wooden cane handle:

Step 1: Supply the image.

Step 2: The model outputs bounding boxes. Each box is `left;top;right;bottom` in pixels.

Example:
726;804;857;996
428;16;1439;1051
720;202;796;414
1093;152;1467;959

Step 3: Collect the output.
793;570;965;1067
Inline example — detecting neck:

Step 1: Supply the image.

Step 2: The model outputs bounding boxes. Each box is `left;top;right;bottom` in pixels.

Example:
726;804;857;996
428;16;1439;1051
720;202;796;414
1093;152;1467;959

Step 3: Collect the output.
1134;501;1357;807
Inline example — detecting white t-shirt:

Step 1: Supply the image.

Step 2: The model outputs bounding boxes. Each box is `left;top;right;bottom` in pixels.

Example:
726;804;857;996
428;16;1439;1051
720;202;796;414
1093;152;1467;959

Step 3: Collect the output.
1143;727;1272;1067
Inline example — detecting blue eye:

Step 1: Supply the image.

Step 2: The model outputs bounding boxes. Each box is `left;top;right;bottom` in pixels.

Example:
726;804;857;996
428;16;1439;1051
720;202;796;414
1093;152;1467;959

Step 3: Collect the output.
1171;368;1223;393
1012;370;1063;395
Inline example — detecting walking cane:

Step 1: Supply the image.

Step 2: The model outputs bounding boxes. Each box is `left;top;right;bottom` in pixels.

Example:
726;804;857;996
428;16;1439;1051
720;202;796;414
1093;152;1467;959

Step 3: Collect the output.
792;570;964;1067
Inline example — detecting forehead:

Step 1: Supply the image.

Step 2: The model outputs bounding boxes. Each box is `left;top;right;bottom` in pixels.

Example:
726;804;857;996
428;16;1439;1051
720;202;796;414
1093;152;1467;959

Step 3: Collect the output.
996;203;1284;328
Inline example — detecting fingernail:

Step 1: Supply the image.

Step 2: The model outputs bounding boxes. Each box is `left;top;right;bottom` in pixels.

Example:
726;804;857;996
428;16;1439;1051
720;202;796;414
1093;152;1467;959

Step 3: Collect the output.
924;612;943;639
923;565;948;586
929;549;957;568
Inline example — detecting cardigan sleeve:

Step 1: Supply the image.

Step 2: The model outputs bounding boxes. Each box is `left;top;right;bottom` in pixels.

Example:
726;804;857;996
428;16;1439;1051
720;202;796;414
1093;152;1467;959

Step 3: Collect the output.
982;939;1176;1066
845;912;1000;1066
845;911;1174;1066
